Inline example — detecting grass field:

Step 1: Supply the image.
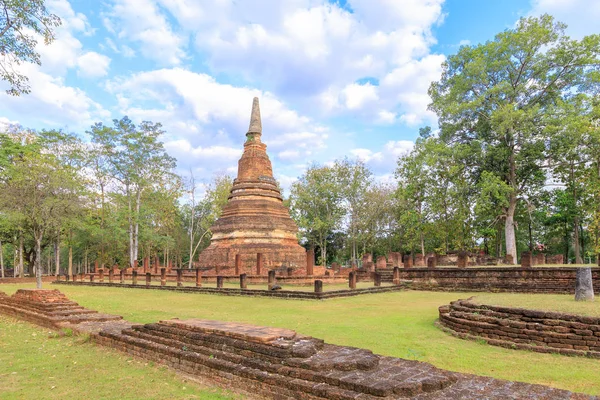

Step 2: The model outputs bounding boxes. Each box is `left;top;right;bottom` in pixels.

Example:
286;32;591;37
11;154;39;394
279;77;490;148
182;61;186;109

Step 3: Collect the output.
0;313;234;399
1;283;599;397
474;292;600;317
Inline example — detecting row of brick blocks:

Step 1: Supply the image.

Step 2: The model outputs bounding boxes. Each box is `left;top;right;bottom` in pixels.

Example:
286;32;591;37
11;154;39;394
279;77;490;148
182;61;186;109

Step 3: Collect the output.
90;251;319;276
62;268;405;291
439;299;600;359
365;252;573;269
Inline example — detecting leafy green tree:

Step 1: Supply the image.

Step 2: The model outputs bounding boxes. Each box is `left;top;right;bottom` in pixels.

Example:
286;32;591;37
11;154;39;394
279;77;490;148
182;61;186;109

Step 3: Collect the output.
0;131;82;287
335;158;372;263
89;117;177;268
290;164;344;265
0;0;61;95
185;173;232;268
429;14;600;263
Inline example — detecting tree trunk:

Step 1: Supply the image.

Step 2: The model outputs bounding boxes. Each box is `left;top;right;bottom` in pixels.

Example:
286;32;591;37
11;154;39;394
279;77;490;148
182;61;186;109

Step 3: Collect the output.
19;233;24;278
574;217;583;264
34;232;43;289
54;239;60;276
128;185;134;267
133;189;141;264
0;240;4;279
505;198;518;265
68;246;73;276
571;163;583;264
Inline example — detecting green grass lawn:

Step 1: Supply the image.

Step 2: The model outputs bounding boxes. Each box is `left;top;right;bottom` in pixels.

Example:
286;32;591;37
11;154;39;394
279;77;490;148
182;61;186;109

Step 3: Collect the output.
0;314;234;399
1;283;599;396
474;293;600;317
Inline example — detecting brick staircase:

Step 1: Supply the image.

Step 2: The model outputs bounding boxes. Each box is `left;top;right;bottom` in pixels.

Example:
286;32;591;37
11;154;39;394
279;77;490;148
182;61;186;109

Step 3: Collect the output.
0;289;122;329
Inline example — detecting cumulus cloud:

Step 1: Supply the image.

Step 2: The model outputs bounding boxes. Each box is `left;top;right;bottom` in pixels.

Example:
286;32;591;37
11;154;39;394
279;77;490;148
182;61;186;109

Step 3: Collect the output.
529;0;600;38
103;0;187;65
77;52;111;77
133;0;447;124
350;140;414;174
106;68;328;179
0;0;109;129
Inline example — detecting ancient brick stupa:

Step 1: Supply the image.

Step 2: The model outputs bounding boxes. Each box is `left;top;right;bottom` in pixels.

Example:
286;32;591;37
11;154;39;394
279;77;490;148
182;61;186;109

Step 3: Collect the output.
198;98;307;271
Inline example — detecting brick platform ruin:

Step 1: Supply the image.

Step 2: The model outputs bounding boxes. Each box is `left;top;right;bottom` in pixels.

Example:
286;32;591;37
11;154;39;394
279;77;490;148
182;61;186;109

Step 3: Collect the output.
0;289;122;329
0;289;594;399
197;98;307;271
439;298;600;359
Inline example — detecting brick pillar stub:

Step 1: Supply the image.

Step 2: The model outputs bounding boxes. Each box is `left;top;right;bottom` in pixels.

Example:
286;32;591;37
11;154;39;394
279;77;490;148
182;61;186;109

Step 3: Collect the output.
349;271;357;289
240;273;247;289
160;268;166;286
393;267;400;285
521;251;533;268
176;269;183;287
216;276;224;289
268;270;276;290
427;255;437;269
314;280;323;293
306;249;315;275
195;268;202;287
256;253;264;275
374;272;381;287
146;272;151;287
235;254;241;275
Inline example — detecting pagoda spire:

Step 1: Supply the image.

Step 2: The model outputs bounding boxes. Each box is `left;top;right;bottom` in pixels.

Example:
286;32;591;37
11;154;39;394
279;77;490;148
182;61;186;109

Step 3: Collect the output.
246;97;262;139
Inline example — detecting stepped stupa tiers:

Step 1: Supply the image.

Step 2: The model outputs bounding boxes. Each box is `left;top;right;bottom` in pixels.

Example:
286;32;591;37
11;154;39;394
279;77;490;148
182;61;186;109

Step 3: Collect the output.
198;98;307;271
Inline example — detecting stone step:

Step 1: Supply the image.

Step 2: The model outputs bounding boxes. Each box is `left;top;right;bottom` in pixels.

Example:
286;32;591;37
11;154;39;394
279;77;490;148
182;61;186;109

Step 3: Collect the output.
100;329;371;399
116;321;456;398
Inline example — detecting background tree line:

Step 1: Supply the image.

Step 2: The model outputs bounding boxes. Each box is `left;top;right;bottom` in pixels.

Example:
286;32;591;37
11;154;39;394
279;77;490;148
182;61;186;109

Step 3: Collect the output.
0;118;232;286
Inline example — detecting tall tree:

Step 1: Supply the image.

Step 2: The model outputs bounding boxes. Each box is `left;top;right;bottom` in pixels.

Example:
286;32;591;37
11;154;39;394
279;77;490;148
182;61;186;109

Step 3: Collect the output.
0;0;61;95
185;173;232;268
429;15;600;263
290;164;344;265
89;117;177;268
0;131;82;287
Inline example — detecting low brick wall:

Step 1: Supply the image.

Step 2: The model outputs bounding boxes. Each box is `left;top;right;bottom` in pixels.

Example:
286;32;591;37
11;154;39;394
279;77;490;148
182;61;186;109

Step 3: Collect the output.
378;267;600;293
53;281;408;300
78;273;349;286
0;276;57;284
439;298;600;359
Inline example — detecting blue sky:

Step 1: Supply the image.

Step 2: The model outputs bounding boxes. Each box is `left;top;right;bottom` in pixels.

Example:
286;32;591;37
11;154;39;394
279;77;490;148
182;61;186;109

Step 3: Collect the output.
1;0;598;193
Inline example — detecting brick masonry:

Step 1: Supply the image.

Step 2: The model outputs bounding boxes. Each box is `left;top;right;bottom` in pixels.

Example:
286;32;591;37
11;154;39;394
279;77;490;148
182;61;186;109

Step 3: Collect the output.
439;298;600;359
0;288;593;399
0;289;121;329
377;267;600;293
53;280;409;300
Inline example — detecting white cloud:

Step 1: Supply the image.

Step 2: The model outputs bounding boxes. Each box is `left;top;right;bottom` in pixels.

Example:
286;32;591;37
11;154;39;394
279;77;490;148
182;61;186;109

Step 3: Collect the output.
107;67;328;179
342;83;378;110
77;52;111;78
155;0;446;123
529;0;600;38
350;140;414;173
0;0;109;129
0;64;109;128
104;0;187;65
377;110;397;124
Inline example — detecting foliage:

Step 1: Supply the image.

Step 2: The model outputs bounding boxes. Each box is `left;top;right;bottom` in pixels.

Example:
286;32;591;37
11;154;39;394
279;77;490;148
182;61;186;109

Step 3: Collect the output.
0;0;61;95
